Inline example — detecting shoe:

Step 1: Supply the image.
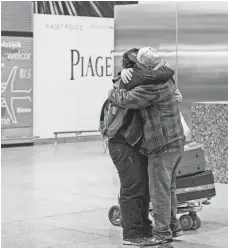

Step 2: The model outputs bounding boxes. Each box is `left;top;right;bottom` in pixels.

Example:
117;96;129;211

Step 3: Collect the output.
142;236;153;244
172;228;183;238
143;234;153;239
143;237;173;247
123;237;144;246
143;231;153;239
123;237;160;246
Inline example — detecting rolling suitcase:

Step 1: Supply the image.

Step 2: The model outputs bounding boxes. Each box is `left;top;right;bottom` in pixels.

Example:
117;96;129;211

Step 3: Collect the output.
176;170;216;203
177;142;206;177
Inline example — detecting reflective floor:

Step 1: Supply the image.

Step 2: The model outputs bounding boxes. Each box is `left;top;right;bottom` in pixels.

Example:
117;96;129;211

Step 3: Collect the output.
1;141;228;248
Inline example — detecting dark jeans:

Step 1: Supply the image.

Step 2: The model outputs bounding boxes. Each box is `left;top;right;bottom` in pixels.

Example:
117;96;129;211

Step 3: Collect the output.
108;142;152;239
148;147;184;239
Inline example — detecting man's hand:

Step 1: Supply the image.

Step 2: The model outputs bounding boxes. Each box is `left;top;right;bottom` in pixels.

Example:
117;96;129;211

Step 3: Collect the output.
175;89;182;103
121;68;133;84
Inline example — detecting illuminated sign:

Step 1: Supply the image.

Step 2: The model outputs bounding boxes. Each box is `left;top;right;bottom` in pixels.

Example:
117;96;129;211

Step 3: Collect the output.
1;36;33;128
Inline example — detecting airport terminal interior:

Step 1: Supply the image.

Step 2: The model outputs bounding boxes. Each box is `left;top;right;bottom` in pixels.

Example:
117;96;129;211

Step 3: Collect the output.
1;1;228;248
2;141;228;247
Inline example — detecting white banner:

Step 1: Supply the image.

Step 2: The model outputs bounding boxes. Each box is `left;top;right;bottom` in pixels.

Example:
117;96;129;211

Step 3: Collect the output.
33;14;114;138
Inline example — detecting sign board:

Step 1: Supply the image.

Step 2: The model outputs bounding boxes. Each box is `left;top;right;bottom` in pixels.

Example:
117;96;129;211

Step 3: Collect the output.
33;14;114;138
1;1;33;144
1;36;33;129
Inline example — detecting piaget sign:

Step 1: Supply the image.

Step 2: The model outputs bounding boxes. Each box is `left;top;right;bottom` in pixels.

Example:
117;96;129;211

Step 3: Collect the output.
70;49;112;79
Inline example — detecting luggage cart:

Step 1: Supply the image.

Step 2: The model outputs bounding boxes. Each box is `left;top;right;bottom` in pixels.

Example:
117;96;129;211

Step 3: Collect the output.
108;143;216;232
108;196;211;231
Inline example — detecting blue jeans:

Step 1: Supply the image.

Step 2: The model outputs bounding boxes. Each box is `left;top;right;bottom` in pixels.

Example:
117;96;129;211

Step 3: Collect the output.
148;147;184;239
108;142;152;239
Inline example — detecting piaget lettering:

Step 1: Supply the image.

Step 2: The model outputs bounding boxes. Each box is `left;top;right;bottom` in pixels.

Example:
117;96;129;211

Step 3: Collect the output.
46;23;83;31
70;50;112;80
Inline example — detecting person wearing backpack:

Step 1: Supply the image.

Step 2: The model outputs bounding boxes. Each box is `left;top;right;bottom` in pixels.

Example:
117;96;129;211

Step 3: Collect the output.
100;48;182;246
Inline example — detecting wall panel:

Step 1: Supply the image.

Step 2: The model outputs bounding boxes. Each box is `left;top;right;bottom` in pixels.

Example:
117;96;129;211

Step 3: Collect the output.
177;2;228;127
114;3;177;75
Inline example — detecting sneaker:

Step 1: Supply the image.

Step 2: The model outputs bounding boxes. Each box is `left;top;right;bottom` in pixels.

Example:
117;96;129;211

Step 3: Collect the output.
142;236;153;244
145;237;173;247
172;228;183;238
143;234;153;239
143;230;153;239
123;237;160;246
123;237;144;246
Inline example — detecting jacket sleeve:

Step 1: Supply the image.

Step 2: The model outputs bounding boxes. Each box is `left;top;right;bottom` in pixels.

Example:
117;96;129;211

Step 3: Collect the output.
142;66;174;84
108;86;164;109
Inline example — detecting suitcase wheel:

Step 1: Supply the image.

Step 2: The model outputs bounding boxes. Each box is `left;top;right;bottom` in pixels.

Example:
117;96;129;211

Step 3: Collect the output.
108;205;122;226
179;214;193;231
190;214;202;230
189;212;201;230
